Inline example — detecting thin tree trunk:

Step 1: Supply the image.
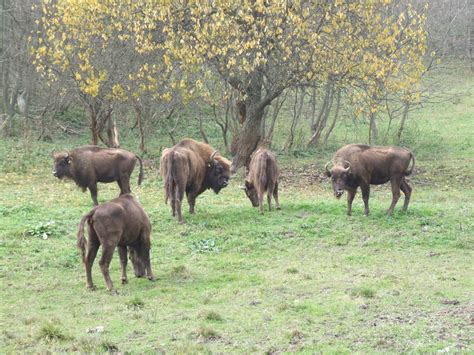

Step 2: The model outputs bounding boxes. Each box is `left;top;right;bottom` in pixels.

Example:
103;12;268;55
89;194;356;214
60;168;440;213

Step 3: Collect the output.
369;111;378;144
265;91;288;148
323;88;342;145
307;79;333;147
213;104;229;152
135;105;146;152
196;116;209;144
106;113;120;148
167;110;179;145
397;100;410;143
284;88;305;152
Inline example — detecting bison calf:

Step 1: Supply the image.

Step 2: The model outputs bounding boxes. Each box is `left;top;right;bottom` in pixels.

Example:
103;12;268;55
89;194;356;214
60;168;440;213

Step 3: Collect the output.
160;139;231;223
52;145;144;205
77;194;155;292
244;148;280;214
325;144;415;216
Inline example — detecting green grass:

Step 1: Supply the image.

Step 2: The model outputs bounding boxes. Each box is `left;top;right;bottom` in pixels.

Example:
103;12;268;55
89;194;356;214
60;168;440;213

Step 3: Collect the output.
0;64;473;353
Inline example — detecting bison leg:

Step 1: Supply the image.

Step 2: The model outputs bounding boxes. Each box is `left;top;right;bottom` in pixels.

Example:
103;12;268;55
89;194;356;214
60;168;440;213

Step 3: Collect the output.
119;175;131;195
400;178;412;212
84;231;100;290
88;184;99;206
258;191;265;214
267;188;273;212
186;192;197;214
360;183;370;216
98;243;117;292
273;182;281;210
175;182;186;223
387;177;402;215
346;187;357;216
141;239;156;282
118;246;128;284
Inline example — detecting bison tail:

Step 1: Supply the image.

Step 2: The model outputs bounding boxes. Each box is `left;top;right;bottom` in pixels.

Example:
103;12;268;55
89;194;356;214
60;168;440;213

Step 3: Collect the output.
163;151;175;205
257;152;268;189
405;153;415;176
77;209;95;263
136;155;145;185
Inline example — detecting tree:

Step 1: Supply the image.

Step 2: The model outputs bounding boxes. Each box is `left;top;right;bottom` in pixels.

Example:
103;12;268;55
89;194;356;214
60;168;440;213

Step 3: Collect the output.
33;1;177;147
34;0;427;166
138;0;427;171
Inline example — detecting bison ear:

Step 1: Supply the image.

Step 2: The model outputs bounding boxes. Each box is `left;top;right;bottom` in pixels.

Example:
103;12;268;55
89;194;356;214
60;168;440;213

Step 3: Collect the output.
245;180;252;189
65;154;72;164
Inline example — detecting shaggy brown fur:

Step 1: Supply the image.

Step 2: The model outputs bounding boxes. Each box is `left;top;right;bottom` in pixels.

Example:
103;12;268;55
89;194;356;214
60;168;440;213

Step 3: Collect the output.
325;144;415;216
160;139;231;223
52;145;144;205
244;148;280;214
76;194;154;292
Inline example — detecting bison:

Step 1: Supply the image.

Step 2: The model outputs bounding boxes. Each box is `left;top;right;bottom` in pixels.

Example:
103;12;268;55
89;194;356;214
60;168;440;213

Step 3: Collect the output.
52;145;144;205
243;148;280;214
76;194;155;292
325;144;415;216
160;139;231;223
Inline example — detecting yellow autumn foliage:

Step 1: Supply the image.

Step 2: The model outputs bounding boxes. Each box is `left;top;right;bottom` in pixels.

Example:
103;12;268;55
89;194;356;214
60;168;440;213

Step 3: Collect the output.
33;0;426;110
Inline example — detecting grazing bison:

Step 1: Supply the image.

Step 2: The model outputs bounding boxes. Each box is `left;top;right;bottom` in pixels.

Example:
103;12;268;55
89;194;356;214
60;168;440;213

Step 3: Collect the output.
76;194;155;292
325;144;415;216
243;148;280;214
52;145;144;205
160;139;231;223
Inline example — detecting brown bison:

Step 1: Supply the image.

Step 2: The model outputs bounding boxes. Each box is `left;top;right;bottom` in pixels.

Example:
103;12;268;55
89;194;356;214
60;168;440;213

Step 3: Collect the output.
160;139;231;223
325;144;415;216
52;145;144;205
77;194;155;292
243;148;280;214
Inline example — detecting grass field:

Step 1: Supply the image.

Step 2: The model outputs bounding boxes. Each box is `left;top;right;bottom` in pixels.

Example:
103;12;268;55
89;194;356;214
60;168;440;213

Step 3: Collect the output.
0;64;473;353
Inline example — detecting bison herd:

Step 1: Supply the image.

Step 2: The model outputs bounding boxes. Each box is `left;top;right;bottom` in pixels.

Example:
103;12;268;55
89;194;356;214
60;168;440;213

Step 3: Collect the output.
52;139;415;292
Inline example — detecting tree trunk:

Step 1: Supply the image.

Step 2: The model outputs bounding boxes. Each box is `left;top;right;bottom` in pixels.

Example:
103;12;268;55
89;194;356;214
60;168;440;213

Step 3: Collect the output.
134;105;146;152
231;108;265;172
284;88;305;152
397;100;410;143
106;114;120;148
196;116;209;144
213;103;230;152
89;108;100;145
307;79;333;147
265;92;287;148
323;88;341;145
369;111;378;144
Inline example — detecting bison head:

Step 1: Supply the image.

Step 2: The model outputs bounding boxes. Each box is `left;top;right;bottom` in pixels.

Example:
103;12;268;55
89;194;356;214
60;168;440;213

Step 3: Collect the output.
129;248;146;278
52;152;72;179
243;180;259;207
207;151;230;193
325;160;351;199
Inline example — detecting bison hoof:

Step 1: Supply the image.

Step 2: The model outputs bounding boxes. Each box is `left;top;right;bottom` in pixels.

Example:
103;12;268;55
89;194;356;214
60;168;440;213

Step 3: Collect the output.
87;285;97;291
109;289;119;295
178;220;185;225
276;206;281;210
148;276;156;282
121;278;128;284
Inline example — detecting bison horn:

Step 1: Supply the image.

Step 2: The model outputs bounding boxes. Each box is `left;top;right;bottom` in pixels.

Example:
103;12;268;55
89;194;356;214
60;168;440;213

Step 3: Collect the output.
324;161;332;176
343;160;351;172
210;150;218;161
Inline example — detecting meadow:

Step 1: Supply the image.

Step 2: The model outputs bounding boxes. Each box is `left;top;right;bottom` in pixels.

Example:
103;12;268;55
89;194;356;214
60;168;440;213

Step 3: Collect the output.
0;64;473;353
